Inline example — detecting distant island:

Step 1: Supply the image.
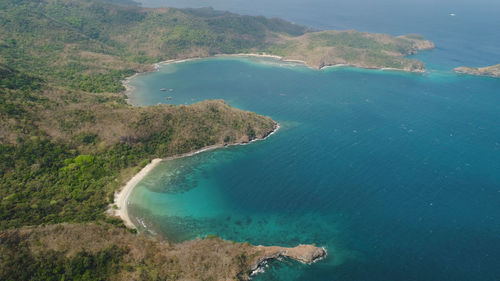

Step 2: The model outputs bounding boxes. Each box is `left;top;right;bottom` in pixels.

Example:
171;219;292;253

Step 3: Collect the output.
0;0;433;280
454;64;500;78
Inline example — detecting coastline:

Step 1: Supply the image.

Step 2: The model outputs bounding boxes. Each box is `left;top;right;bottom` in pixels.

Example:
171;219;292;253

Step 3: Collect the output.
454;65;500;78
122;57;216;105
122;53;428;104
118;52;422;228
113;158;163;228
216;53;424;73
121;53;343;105
248;245;328;278
112;123;280;229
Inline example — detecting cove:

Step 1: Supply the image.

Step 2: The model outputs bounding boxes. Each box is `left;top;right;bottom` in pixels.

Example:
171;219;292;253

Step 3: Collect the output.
127;56;500;281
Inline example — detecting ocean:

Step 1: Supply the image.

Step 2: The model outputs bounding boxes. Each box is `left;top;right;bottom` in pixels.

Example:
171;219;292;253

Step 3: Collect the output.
127;1;500;280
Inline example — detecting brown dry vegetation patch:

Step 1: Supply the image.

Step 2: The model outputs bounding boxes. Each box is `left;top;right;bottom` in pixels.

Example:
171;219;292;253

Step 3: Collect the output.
9;223;262;281
34;88;275;149
274;30;433;70
2;223;327;280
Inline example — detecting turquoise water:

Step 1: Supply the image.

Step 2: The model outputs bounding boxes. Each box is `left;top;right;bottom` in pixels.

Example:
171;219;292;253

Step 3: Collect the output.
128;0;500;280
139;0;500;70
128;57;500;280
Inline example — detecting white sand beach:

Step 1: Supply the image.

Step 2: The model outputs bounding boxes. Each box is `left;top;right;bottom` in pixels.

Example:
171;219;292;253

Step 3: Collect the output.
112;123;280;229
114;158;163;228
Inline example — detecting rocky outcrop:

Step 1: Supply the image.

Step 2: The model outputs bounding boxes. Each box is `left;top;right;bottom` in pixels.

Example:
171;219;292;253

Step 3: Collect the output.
242;244;327;279
454;64;500;78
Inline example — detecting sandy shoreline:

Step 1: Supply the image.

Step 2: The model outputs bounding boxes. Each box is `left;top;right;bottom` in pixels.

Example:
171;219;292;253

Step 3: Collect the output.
216;53;312;68
122;53;310;105
117;53;415;227
113;158;163;228
122;53;424;103
112;123;280;229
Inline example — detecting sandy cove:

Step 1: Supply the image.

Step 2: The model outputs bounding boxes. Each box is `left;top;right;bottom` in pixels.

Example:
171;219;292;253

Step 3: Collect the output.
121;53;307;101
112;123;280;229
118;53;344;229
122;53;418;102
113;159;162;228
150;53;423;72
122;52;426;105
153;53;308;69
108;119;328;276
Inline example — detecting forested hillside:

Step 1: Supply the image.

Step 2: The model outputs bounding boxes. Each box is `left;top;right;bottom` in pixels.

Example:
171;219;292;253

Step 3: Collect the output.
1;0;289;230
0;1;291;279
0;1;428;279
0;0;308;93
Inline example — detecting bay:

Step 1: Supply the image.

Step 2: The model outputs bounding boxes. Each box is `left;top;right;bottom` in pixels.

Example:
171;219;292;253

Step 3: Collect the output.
127;0;500;279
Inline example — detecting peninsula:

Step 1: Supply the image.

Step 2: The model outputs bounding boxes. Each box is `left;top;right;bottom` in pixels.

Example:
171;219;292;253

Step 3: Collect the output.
454;64;500;78
0;0;433;279
3;223;326;280
266;32;434;71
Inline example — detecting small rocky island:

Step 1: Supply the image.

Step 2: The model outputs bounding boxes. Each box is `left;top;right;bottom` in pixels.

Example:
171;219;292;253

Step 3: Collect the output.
454;64;500;78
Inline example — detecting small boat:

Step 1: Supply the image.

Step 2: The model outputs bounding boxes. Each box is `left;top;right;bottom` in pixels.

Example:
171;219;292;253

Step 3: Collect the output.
160;88;167;91
167;96;173;100
449;13;456;16
169;88;174;92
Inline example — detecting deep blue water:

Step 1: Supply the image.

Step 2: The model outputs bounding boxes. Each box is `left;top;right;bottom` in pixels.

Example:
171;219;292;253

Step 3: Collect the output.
128;1;500;280
139;0;500;70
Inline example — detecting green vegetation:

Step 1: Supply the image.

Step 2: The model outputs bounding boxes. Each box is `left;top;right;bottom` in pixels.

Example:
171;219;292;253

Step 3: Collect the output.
0;0;431;279
0;0;430;97
1;0;281;230
454;64;500;78
0;99;275;229
65;69;135;93
267;30;434;70
0;64;43;92
0;224;261;280
1;230;126;281
309;32;388;49
0;0;308;93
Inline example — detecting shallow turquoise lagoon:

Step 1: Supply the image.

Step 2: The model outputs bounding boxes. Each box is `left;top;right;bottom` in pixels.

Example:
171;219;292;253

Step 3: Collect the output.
126;56;500;281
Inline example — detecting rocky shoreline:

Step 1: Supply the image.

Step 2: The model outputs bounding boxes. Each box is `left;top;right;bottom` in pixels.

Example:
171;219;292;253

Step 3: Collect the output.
242;245;328;280
454;64;500;78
